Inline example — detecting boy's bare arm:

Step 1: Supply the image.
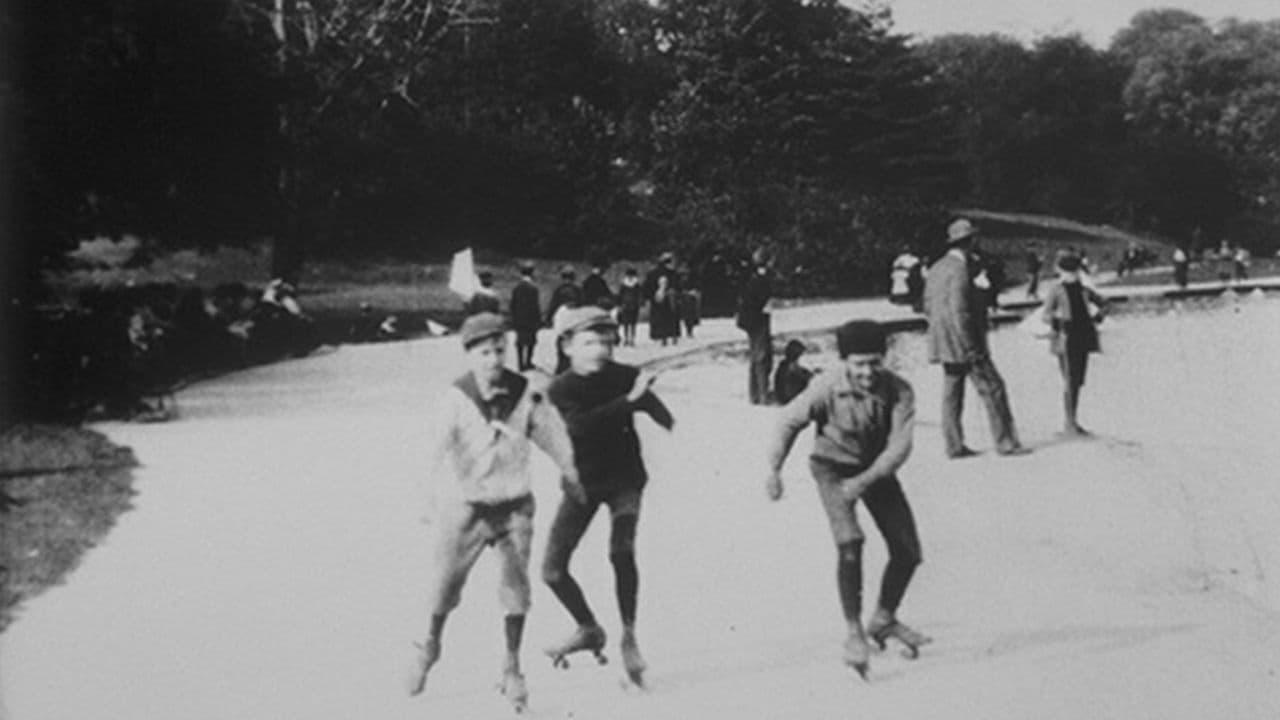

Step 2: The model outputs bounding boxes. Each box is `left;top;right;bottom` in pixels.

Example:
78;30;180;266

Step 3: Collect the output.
844;383;915;499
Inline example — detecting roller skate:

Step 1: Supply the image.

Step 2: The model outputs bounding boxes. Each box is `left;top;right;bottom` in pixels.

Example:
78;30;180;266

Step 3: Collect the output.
496;668;529;714
843;629;871;681
867;609;932;659
620;627;648;688
545;624;607;669
407;636;441;696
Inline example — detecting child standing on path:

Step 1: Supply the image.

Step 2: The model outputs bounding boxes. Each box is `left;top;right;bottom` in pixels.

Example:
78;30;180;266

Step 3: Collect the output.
1042;252;1108;436
616;268;643;347
409;313;585;712
764;320;929;681
543;307;675;687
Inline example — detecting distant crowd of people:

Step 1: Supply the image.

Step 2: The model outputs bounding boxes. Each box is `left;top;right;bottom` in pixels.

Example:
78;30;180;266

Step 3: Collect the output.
22;278;323;422
460;253;710;373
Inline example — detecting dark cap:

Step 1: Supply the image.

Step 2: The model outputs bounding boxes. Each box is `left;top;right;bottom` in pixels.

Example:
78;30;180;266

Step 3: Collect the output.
836;320;886;357
1055;251;1082;272
459;312;507;349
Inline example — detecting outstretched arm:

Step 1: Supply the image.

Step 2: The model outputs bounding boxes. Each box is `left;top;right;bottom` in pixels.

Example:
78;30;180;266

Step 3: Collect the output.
635;391;675;431
763;382;825;500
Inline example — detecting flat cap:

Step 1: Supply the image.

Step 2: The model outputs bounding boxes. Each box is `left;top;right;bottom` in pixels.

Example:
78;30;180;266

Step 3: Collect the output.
554;306;618;337
459;312;508;349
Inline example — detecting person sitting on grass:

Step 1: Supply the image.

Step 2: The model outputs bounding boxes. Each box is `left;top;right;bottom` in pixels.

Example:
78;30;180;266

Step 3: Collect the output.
408;312;584;712
772;339;813;405
1042;251;1108;437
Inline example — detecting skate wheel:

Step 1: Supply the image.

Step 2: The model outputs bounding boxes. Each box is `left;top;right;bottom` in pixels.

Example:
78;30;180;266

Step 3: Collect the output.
552;656;569;669
594;652;608;666
900;646;919;660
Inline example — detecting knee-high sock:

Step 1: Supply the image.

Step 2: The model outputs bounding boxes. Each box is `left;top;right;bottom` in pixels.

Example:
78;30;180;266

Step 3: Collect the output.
837;540;864;622
879;554;918;614
610;514;640;626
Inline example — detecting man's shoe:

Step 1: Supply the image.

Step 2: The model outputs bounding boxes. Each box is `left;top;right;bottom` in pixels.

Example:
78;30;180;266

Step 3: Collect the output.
997;445;1032;457
947;446;980;459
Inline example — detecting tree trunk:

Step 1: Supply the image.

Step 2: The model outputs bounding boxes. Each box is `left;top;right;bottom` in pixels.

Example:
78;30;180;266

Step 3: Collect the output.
269;0;303;282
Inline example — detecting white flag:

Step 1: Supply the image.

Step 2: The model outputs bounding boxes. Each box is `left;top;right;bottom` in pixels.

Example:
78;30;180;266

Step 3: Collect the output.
448;247;479;298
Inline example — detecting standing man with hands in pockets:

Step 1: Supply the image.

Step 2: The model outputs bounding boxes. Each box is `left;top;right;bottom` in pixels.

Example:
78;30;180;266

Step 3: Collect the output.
924;219;1029;459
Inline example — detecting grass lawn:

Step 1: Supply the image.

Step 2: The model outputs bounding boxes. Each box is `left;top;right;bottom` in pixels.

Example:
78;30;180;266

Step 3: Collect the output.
1;425;138;632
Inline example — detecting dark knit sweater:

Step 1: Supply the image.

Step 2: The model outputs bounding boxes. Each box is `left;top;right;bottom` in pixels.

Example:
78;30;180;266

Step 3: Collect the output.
548;361;674;498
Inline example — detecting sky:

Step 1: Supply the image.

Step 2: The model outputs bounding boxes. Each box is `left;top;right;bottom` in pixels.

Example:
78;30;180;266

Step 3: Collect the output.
877;0;1280;47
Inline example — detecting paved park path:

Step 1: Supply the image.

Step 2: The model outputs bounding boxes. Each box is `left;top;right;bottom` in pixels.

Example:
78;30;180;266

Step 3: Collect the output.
4;281;1280;720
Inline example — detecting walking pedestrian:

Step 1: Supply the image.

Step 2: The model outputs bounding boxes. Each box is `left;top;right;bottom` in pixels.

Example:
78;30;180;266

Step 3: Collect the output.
1026;250;1042;299
924;219;1029;458
547;266;582;374
408;313;584;711
543;307;675;688
1172;246;1190;289
510;263;541;371
738;251;773;405
582;261;613;309
765;320;930;681
616;268;643;347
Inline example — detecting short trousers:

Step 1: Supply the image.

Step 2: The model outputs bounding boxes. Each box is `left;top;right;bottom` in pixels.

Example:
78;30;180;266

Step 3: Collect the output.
425;494;536;615
543;486;643;570
809;458;920;560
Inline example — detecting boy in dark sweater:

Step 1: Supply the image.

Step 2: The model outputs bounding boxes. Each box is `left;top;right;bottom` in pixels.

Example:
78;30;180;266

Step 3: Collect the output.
765;320;929;681
772;339;813;405
543;307;675;687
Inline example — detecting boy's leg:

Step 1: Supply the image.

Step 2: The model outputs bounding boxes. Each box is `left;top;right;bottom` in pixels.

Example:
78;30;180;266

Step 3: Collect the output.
410;507;487;695
810;461;871;675
860;477;922;616
492;496;536;708
607;489;646;682
493;496;537;672
541;494;601;628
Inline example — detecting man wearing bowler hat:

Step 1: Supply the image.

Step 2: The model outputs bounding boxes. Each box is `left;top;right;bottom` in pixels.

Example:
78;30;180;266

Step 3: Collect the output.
924;219;1029;459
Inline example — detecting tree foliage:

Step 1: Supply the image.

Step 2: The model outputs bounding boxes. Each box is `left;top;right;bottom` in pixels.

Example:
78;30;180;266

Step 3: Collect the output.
15;1;1280;294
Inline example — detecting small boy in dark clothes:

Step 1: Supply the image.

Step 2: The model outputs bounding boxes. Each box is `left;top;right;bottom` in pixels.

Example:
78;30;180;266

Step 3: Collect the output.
616;268;643;346
772;339;813;405
765;320;929;681
543;307;675;687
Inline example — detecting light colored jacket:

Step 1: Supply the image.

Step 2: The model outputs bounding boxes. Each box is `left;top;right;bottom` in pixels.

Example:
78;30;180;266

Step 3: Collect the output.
925;250;989;364
1041;280;1106;355
428;369;576;506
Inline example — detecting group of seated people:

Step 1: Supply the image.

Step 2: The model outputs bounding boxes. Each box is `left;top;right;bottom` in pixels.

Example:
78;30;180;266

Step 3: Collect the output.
23;278;322;422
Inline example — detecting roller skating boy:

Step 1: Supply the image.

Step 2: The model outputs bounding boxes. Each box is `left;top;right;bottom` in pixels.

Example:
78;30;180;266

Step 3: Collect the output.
764;320;930;680
543;307;675;687
409;313;585;711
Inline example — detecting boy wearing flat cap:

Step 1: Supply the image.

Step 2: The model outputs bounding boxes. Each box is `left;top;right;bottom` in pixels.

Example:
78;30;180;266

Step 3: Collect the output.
408;312;585;712
542;307;675;687
765;320;930;681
